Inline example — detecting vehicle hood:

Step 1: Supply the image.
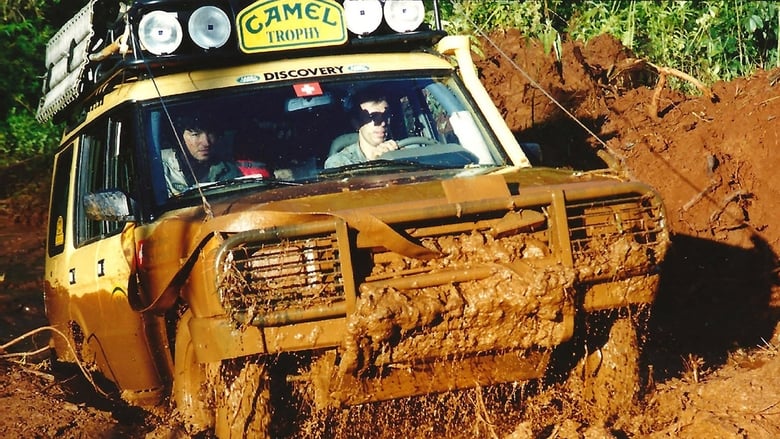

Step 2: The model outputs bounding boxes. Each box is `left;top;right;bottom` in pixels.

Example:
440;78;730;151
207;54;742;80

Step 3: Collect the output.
145;166;625;258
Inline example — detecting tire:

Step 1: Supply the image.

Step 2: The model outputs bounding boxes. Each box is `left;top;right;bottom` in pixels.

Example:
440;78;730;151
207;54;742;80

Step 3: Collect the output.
568;309;644;422
173;311;271;438
214;358;272;439
173;310;215;434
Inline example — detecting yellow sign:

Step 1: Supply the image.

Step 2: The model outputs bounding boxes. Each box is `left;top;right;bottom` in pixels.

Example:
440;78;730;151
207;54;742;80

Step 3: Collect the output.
237;0;347;53
55;216;64;246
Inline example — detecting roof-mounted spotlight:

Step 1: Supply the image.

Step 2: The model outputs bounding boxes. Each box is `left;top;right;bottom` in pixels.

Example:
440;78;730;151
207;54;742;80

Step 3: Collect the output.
343;0;383;36
384;0;425;33
188;6;231;50
138;10;183;55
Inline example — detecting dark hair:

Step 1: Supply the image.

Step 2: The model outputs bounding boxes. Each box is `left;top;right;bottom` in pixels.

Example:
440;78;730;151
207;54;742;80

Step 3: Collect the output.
352;87;388;108
176;114;218;133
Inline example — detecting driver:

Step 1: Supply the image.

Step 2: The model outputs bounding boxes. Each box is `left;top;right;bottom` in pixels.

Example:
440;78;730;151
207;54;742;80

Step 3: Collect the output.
324;89;399;168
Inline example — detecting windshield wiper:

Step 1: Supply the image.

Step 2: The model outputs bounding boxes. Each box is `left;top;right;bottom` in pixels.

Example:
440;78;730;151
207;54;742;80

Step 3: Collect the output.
175;176;300;197
319;159;447;177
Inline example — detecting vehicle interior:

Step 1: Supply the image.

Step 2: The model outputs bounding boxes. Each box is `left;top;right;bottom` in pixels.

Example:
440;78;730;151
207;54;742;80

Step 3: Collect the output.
142;75;508;206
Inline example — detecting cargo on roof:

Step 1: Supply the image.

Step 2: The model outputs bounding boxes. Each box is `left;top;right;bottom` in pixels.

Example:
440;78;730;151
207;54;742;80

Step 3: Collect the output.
37;0;441;123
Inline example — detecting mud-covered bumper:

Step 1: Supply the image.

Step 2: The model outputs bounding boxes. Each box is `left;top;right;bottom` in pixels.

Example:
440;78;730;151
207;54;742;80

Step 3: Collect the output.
193;179;669;403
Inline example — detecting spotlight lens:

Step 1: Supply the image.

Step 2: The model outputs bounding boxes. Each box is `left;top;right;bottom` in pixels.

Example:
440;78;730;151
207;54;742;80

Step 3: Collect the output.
188;6;231;50
138;11;183;55
384;0;425;33
343;0;383;36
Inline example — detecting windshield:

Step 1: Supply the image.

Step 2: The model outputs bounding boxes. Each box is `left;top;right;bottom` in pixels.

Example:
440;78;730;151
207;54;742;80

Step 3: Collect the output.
143;75;508;206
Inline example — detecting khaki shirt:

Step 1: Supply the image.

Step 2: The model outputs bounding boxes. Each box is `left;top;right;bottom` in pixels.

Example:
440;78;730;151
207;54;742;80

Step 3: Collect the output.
324;142;366;169
162;149;241;196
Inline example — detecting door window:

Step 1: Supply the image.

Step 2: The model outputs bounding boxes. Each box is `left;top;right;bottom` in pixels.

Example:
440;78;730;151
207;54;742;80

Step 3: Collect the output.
48;145;73;256
75;116;136;247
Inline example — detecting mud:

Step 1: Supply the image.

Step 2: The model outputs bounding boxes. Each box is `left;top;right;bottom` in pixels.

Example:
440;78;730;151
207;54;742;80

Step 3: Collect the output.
343;229;574;373
2;28;780;438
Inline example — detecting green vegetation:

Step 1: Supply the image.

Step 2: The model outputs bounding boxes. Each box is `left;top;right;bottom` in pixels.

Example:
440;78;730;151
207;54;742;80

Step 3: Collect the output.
0;0;61;166
564;1;779;86
439;0;779;90
1;1;777;165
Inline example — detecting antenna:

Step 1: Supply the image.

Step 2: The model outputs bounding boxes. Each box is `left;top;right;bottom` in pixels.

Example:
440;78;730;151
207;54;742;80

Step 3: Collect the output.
432;0;442;31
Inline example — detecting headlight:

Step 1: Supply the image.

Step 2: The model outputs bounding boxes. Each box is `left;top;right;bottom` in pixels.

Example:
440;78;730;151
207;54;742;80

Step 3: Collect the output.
343;0;383;36
188;6;231;50
383;0;425;33
138;11;183;55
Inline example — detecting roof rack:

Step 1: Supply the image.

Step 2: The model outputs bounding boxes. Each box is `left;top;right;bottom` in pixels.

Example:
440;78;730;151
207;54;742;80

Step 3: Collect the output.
37;0;445;123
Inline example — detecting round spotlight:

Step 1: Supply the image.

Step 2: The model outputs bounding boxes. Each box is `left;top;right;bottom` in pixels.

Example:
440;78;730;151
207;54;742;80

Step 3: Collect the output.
138;11;183;55
188;6;231;50
384;0;425;33
343;0;383;36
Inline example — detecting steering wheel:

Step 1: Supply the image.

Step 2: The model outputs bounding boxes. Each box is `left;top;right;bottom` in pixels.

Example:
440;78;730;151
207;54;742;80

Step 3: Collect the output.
396;136;440;148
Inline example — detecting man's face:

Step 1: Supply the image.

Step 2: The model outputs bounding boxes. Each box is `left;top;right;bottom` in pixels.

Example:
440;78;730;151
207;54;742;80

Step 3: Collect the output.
357;100;390;148
183;129;216;162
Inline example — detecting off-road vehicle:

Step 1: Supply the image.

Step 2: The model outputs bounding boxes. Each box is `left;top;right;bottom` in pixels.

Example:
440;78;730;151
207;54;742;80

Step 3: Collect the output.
39;0;669;436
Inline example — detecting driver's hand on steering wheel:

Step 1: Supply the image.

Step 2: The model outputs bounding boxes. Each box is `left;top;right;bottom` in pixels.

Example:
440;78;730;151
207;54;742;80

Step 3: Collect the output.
376;139;400;156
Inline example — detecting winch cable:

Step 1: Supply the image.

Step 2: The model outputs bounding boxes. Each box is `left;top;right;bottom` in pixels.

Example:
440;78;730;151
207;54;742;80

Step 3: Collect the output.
141;58;214;220
455;3;628;170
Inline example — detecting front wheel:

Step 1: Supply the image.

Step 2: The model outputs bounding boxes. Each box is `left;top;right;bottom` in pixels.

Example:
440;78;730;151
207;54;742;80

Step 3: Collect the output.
567;308;645;422
214;358;271;438
173;310;272;438
173;310;215;434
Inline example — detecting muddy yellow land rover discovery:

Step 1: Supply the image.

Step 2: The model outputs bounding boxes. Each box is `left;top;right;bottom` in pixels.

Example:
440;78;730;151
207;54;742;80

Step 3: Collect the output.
38;0;669;436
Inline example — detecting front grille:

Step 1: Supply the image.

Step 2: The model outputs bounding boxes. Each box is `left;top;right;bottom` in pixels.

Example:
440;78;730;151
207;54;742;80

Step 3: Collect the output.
214;191;667;327
567;193;666;279
343;210;574;371
370;209;551;280
218;232;343;316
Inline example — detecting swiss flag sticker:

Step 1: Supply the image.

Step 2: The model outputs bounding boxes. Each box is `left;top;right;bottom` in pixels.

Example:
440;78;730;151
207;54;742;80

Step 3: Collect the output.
293;82;323;97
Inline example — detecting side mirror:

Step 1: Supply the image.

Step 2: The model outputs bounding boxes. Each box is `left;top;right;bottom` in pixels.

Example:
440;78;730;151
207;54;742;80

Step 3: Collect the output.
84;190;135;222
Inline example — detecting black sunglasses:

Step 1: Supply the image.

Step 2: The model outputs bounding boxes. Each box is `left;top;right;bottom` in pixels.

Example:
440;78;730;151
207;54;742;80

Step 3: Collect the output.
358;109;392;126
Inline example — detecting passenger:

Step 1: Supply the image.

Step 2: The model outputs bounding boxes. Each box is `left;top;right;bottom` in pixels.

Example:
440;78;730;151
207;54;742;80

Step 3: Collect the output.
324;89;399;168
162;115;241;196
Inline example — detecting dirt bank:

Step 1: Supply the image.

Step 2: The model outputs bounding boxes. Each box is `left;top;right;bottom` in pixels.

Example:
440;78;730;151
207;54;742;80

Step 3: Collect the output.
477;28;780;437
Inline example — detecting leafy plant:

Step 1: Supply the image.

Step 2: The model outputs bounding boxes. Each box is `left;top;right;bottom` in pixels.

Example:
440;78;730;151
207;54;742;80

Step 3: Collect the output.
1;108;61;165
445;0;545;35
0;0;62;164
565;1;779;90
436;0;778;92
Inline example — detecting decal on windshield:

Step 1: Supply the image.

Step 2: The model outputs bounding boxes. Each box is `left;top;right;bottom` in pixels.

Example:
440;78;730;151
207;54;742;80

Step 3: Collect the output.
293;82;323;96
263;66;345;80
